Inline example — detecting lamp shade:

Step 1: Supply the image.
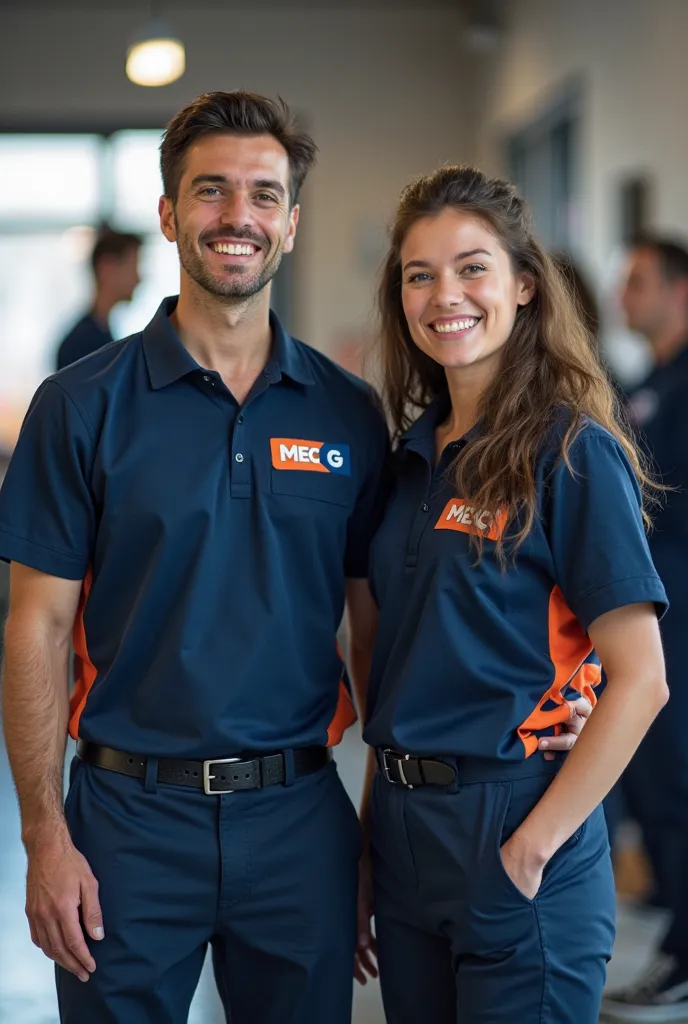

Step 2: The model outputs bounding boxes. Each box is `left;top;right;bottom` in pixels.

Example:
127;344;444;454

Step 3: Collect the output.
126;21;185;87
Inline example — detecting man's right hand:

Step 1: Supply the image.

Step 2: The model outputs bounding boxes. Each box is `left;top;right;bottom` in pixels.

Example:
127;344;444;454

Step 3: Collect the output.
25;828;104;982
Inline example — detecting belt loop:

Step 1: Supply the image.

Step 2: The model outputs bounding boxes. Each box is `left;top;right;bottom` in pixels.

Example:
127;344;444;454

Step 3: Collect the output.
144;756;158;793
282;749;295;787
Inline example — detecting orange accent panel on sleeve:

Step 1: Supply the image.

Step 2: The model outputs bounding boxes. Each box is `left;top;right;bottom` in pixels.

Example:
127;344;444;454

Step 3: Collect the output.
68;567;97;740
517;585;595;756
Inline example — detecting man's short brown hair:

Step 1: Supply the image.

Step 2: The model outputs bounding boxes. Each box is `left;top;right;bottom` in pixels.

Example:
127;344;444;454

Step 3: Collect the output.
160;91;318;207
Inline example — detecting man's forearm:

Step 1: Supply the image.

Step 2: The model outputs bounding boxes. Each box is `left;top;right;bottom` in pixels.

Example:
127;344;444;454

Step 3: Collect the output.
2;612;71;846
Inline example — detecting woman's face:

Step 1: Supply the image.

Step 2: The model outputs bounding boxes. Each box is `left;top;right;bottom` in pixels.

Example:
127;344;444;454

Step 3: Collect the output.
400;208;534;379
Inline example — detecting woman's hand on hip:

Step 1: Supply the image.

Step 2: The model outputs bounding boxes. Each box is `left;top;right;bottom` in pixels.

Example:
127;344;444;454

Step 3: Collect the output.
538;696;593;761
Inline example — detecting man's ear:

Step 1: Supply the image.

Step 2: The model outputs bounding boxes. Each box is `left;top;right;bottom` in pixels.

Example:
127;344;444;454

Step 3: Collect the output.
159;195;177;243
283;203;300;255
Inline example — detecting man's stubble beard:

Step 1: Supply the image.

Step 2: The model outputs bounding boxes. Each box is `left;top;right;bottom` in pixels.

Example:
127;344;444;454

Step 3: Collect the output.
176;229;285;301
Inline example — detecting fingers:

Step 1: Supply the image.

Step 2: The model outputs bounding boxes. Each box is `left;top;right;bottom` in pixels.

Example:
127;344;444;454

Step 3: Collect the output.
30;899;96;981
355;946;379;984
40;915;92;982
81;876;105;942
540;731;577;752
566;697;593;735
538;696;593;756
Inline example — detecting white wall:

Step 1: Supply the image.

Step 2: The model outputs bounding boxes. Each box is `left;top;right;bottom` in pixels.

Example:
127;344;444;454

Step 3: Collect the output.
470;0;688;379
0;3;470;355
474;0;688;256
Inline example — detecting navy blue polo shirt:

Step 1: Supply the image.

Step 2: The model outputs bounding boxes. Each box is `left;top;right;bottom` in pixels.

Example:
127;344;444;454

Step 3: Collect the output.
363;396;667;760
627;345;688;665
56;312;113;370
0;297;390;758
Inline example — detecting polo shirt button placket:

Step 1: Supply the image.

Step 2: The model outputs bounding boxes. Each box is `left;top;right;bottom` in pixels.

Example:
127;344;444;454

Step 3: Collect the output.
230;412;250;497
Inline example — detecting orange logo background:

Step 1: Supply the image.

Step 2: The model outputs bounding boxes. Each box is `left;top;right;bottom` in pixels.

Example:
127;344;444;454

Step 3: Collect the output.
435;500;507;541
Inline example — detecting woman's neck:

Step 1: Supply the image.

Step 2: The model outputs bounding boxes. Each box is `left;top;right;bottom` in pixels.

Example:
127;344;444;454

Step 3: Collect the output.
440;362;493;440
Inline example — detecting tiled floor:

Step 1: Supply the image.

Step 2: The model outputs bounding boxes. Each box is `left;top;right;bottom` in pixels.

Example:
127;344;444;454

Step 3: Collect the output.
0;721;674;1023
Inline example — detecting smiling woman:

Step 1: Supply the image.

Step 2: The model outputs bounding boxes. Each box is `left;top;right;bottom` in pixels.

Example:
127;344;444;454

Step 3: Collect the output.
358;163;669;1024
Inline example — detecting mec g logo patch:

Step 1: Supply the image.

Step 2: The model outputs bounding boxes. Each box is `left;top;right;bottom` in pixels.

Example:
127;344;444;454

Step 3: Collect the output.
435;500;507;540
270;438;351;475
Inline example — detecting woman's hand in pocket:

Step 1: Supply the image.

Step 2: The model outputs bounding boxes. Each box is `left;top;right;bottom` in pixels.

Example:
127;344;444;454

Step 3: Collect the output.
499;834;546;900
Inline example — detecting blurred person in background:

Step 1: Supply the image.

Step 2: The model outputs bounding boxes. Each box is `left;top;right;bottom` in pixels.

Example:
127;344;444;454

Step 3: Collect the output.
602;236;688;1022
356;166;668;1024
55;227;142;370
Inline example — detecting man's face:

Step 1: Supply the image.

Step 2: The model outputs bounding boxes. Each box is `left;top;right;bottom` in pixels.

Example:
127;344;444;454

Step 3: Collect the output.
158;132;299;301
621;248;672;338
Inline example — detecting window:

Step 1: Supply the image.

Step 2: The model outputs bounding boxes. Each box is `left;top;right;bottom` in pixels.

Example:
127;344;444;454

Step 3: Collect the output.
507;89;582;254
0;129;181;450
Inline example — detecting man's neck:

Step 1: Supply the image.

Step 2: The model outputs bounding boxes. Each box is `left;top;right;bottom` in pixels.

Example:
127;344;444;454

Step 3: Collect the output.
170;279;273;402
650;321;688;366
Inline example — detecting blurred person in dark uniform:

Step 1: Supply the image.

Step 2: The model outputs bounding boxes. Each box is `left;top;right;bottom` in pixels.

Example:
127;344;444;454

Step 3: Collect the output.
55;228;142;370
603;236;688;1022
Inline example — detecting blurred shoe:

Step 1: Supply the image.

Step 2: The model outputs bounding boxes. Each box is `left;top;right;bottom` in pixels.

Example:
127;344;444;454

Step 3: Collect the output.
601;954;688;1021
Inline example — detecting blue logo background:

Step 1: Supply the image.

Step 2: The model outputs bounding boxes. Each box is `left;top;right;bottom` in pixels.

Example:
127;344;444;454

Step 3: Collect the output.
319;443;351;475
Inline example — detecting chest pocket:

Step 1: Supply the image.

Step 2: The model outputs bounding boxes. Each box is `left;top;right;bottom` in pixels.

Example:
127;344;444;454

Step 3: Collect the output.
270;468;353;507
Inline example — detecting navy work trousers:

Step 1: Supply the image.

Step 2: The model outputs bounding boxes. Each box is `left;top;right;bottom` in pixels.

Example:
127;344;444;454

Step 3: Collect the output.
371;757;616;1023
57;755;361;1023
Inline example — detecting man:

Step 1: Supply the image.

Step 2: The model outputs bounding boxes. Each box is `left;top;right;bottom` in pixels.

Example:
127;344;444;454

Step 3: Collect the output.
0;91;387;1023
603;236;688;1022
55;228;141;369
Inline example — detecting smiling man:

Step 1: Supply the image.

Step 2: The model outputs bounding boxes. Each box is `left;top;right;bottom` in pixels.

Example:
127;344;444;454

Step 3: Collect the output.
0;92;388;1024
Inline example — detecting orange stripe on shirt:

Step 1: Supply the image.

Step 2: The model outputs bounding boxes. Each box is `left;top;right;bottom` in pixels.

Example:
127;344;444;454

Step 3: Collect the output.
68;567;97;741
517;585;595;756
326;640;358;746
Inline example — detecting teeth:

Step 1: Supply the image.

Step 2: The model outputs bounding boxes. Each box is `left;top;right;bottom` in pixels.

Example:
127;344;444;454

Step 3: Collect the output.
432;317;479;333
212;243;256;255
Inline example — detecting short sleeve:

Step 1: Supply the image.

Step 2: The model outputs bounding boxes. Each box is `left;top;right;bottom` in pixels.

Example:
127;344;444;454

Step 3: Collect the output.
546;433;668;630
0;380;96;579
344;393;392;579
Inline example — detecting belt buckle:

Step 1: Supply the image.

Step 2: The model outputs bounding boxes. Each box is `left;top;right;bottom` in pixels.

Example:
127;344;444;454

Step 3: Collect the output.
381;749;412;787
203;757;242;795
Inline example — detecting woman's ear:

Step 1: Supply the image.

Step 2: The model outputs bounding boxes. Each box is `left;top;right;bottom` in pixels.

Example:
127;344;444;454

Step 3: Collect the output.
516;272;536;307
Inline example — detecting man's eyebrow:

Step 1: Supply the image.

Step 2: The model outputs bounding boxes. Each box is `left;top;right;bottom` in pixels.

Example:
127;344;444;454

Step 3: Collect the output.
188;175;286;198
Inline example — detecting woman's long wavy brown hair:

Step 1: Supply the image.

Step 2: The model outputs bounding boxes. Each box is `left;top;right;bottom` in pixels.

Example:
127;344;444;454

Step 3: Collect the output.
377;165;656;559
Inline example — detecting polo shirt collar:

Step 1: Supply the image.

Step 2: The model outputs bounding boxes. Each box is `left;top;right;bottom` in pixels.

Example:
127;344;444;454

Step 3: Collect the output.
264;310;315;386
142;296;315;390
398;391;483;462
399;392;452;446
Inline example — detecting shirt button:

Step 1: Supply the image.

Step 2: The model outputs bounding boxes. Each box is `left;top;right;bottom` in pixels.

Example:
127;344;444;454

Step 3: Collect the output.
235;453;244;463
237;415;244;424
202;375;211;382
422;503;429;512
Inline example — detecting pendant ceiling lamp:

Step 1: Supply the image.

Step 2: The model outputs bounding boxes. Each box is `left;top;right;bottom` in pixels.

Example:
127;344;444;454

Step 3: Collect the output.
126;16;185;88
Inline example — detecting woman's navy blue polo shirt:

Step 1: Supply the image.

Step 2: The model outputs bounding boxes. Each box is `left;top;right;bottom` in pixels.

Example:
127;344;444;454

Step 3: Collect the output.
0;298;390;758
363;396;668;761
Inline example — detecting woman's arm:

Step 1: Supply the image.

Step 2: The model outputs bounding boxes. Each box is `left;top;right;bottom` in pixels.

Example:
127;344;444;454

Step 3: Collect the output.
501;600;667;899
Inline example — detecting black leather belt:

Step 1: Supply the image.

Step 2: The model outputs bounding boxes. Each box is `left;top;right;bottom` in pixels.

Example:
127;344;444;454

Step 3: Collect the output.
377;748;456;788
76;740;331;795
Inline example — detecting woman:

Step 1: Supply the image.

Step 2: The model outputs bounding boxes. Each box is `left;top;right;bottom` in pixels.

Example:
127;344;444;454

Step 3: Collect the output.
357;166;668;1023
